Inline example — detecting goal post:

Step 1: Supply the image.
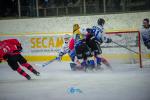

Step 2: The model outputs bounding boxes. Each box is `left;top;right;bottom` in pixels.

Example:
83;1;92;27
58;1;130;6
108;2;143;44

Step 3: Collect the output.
104;30;143;68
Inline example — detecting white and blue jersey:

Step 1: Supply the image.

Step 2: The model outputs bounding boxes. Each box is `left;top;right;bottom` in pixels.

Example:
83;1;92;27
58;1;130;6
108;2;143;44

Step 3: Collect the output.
59;41;70;54
91;25;110;43
140;25;150;43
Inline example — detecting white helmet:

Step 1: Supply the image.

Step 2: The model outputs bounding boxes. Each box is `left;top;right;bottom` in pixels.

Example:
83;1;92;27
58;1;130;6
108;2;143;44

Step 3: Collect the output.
64;34;70;39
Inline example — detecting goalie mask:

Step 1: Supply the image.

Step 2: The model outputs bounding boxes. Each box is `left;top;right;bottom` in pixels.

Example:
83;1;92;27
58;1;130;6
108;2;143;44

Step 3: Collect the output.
97;18;105;26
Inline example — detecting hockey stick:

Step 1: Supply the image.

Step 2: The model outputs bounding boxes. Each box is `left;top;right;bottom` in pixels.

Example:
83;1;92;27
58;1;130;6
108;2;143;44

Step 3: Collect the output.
36;57;59;67
112;41;139;54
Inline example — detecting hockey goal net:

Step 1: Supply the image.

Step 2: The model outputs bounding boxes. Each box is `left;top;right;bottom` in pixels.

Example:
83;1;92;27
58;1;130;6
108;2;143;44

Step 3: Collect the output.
101;30;150;68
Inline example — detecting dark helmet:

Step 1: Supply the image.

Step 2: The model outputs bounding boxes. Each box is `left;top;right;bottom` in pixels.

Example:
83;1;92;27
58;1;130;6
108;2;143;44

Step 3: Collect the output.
97;18;105;26
143;18;149;23
143;18;150;28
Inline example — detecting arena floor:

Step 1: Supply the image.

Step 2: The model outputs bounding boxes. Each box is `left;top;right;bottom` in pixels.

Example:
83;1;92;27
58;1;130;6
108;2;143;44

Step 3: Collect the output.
0;61;150;100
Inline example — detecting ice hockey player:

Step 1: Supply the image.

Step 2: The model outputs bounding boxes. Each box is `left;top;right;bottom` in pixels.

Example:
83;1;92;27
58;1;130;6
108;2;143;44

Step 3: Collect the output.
0;39;40;80
86;18;112;70
54;33;81;71
140;18;150;49
70;24;95;71
55;34;82;71
58;34;71;60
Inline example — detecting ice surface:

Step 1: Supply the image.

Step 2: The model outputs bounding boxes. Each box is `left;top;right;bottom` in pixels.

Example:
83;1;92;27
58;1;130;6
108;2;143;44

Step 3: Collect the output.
0;61;150;100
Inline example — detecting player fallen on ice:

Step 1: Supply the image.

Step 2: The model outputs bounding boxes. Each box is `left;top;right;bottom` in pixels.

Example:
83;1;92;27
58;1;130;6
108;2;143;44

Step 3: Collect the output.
140;18;150;49
0;39;40;80
86;18;112;70
68;23;111;71
57;25;111;71
68;23;101;71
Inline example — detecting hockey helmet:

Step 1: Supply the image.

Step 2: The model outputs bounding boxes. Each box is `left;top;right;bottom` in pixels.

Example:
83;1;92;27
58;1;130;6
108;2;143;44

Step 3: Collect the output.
64;34;70;39
97;18;105;26
143;18;149;23
73;24;80;32
143;18;149;28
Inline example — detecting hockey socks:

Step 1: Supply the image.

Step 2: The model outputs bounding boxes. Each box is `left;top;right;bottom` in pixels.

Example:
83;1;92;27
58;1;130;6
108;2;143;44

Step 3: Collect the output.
101;57;112;70
101;57;111;67
17;67;31;80
21;63;40;76
96;57;101;65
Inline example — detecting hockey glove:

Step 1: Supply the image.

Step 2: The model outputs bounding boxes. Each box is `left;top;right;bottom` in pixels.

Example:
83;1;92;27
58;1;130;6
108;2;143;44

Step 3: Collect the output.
59;52;64;57
57;52;63;61
17;45;23;52
106;38;112;43
56;56;62;61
